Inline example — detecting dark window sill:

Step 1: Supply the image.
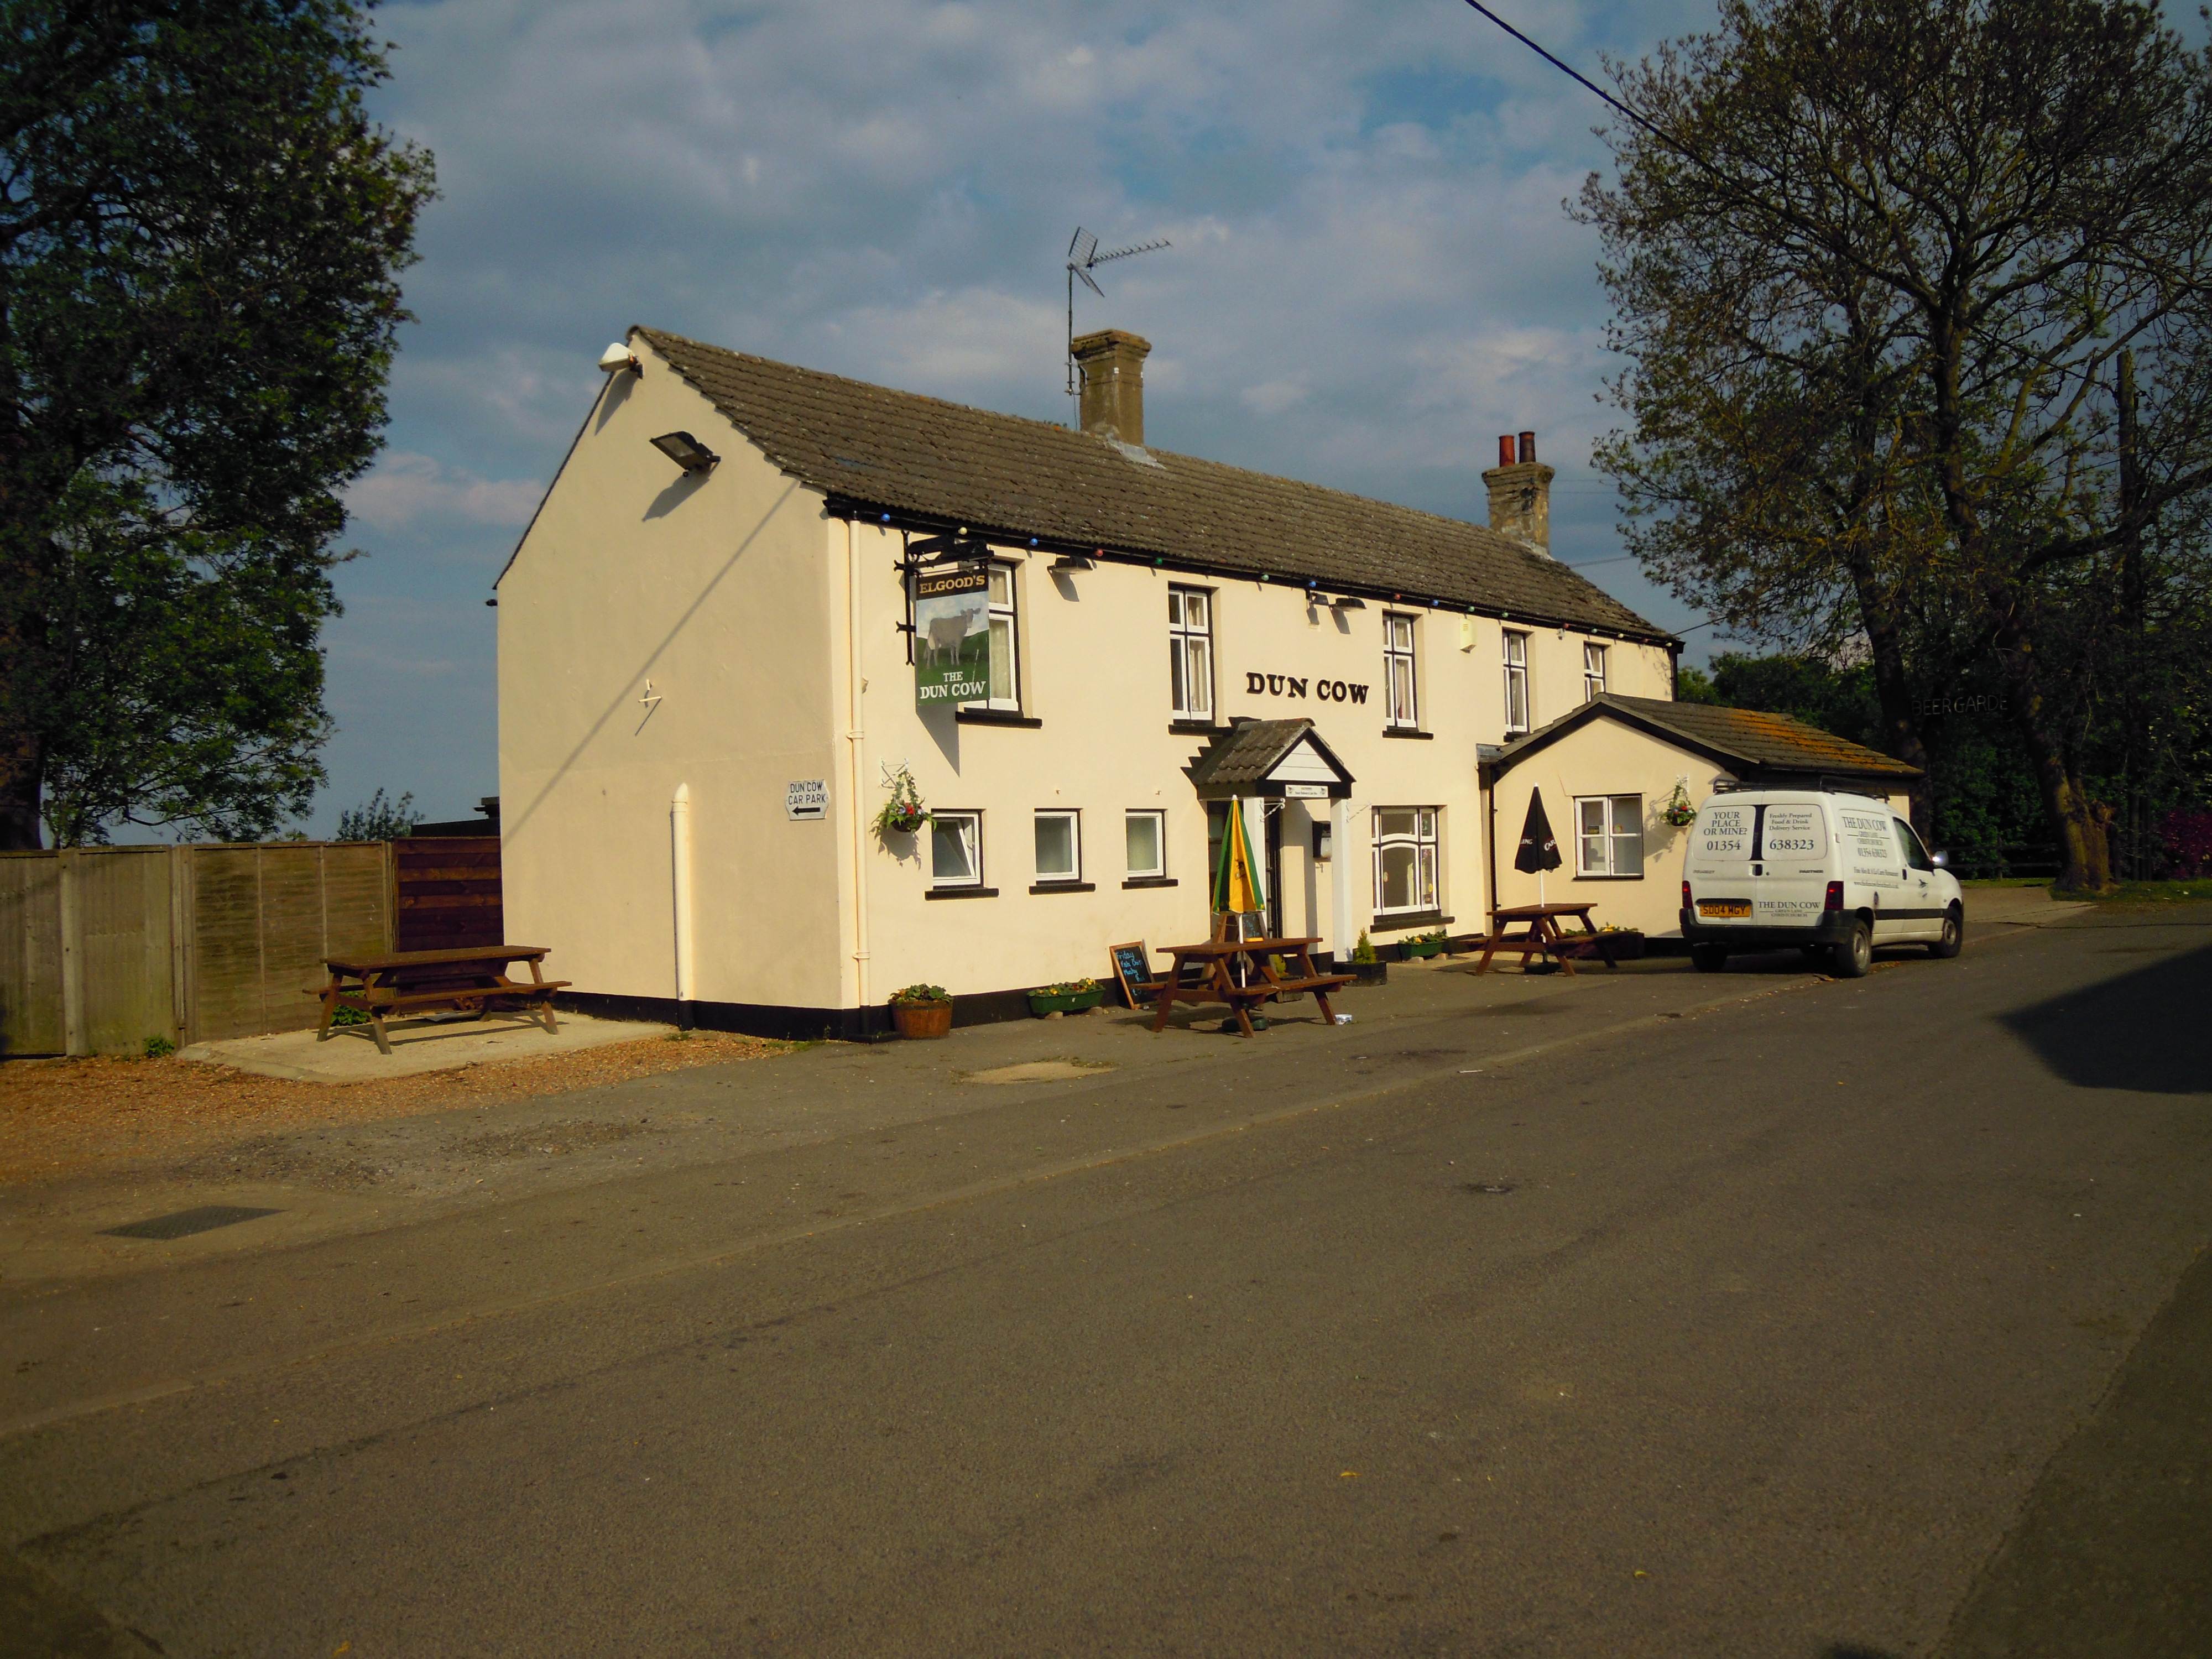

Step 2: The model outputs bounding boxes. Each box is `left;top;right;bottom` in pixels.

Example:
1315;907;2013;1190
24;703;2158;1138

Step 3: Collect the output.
957;709;1042;728
1028;881;1095;894
1574;873;1645;881
1169;719;1227;735
1122;876;1178;889
925;885;999;900
1381;727;1433;740
1372;910;1453;930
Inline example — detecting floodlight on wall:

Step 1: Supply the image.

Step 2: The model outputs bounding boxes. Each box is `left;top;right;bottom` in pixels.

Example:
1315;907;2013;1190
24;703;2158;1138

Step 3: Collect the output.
1329;594;1367;610
1050;554;1095;572
650;431;719;473
599;342;640;374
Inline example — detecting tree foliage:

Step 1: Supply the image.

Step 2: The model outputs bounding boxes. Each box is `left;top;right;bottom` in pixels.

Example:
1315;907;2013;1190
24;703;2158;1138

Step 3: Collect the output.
335;786;418;842
0;1;435;847
1582;0;2212;889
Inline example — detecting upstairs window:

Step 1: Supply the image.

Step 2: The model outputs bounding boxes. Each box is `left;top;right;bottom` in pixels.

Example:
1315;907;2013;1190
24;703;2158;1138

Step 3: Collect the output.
1034;810;1082;884
1583;642;1608;701
1125;810;1166;879
931;812;983;888
1168;587;1214;722
980;564;1020;710
1504;630;1530;734
1384;613;1419;729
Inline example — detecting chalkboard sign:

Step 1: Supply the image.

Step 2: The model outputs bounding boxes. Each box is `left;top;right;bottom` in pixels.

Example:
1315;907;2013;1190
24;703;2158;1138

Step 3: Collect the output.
1109;941;1156;1009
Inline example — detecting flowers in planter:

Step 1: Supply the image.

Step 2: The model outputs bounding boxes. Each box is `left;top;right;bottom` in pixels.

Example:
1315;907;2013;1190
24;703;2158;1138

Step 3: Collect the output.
889;983;949;1005
873;764;930;837
1660;782;1698;828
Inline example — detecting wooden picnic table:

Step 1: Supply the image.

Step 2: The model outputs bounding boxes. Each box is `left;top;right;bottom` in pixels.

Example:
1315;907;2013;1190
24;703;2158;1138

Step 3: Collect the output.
1148;935;1355;1038
1473;904;1622;975
313;946;570;1056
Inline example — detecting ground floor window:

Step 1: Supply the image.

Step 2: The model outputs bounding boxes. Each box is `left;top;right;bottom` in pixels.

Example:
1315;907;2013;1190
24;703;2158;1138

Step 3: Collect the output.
1034;810;1081;883
1575;795;1643;876
1372;807;1438;914
931;811;982;887
1125;810;1165;879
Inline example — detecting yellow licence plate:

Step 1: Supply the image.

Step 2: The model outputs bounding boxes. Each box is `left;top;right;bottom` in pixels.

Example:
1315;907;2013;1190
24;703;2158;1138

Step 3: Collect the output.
1697;899;1752;918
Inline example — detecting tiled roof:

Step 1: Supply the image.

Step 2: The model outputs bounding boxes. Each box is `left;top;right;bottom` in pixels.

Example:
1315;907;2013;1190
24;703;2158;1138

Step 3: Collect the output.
1182;718;1349;794
1498;692;1923;780
637;328;1671;642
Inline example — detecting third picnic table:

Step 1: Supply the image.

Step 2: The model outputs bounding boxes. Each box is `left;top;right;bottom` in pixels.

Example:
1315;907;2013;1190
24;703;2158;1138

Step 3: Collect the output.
1473;902;1623;974
1147;935;1354;1037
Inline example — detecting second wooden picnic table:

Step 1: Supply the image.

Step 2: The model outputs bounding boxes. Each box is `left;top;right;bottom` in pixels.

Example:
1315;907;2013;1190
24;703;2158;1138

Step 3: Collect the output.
1473;903;1623;974
1148;935;1354;1037
313;946;570;1056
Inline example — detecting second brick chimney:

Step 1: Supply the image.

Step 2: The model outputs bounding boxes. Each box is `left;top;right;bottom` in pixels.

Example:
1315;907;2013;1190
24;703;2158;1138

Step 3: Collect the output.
1072;328;1151;448
1481;430;1555;559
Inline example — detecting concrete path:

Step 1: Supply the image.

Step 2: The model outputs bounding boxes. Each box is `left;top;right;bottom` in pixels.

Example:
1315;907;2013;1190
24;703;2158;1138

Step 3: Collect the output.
180;1009;669;1083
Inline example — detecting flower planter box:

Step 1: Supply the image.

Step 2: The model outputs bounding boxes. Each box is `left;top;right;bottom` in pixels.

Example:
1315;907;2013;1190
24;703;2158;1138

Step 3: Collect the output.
890;1000;953;1039
1554;931;1645;962
1350;959;1389;986
1027;989;1105;1018
1399;939;1446;960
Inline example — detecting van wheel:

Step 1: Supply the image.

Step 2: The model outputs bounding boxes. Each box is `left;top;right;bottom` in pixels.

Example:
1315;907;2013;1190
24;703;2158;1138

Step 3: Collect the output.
1690;943;1729;973
1930;906;1963;959
1830;920;1872;978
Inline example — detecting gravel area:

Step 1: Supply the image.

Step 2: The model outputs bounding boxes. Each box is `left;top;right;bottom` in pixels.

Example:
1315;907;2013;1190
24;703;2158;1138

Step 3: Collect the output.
0;1032;791;1187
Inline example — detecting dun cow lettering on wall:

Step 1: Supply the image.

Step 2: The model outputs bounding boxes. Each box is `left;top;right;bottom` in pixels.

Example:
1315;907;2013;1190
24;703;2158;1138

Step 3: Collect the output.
1245;672;1369;703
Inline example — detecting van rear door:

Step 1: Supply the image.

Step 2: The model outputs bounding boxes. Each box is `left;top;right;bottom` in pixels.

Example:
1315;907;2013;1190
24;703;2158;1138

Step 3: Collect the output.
1686;798;1759;928
1753;799;1832;929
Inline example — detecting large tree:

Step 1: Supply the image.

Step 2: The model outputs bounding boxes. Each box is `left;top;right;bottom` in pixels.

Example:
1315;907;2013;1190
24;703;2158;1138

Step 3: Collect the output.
1583;0;2212;889
0;0;434;847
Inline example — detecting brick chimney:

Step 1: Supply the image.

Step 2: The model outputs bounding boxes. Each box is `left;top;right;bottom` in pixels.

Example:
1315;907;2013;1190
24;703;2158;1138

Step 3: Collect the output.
1072;328;1151;447
1481;430;1556;559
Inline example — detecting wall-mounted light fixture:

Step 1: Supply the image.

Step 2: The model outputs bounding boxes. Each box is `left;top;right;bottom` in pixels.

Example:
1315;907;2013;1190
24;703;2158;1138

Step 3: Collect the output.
1050;554;1094;572
598;342;640;374
1329;594;1367;611
650;431;720;473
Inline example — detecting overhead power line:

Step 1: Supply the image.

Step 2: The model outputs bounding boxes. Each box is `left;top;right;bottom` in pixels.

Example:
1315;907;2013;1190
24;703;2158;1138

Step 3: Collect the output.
1457;0;1668;143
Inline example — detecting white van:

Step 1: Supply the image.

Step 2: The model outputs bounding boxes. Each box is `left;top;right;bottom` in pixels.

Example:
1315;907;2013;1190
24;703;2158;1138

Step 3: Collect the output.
1679;788;1963;977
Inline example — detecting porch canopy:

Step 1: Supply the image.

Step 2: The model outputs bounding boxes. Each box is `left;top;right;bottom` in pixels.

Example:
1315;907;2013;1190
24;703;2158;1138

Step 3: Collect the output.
1183;717;1357;957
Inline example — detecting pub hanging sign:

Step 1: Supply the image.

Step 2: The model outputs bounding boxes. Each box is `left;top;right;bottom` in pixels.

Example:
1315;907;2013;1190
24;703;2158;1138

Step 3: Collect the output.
914;563;992;708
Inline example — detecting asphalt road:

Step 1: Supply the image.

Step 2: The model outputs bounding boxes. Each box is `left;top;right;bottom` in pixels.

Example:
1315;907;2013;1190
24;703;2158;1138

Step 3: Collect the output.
3;907;2208;1658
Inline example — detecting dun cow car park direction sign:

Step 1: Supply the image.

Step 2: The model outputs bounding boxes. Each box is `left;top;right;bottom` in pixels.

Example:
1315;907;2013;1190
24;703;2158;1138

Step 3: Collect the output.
786;780;828;821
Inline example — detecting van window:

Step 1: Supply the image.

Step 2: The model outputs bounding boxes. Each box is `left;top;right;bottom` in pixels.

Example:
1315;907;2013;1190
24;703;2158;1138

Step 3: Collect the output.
1694;800;1755;862
1760;803;1829;863
1895;819;1933;871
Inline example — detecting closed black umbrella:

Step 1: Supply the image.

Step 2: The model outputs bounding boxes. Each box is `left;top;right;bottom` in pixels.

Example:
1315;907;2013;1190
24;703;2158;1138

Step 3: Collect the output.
1515;789;1561;874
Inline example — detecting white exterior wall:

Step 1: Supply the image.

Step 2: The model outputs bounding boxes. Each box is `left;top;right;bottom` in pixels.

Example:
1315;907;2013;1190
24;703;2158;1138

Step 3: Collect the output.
498;357;847;1011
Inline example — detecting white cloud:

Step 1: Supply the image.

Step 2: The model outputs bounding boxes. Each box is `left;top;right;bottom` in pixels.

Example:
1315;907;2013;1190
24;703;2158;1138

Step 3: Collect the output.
346;452;545;533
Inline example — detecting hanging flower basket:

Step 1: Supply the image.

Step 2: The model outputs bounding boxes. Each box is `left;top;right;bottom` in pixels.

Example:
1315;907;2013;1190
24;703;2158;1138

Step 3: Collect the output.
1660;781;1699;828
874;765;930;837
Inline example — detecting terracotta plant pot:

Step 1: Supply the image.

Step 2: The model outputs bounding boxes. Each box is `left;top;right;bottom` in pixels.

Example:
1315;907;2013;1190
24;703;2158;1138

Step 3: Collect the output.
891;999;953;1039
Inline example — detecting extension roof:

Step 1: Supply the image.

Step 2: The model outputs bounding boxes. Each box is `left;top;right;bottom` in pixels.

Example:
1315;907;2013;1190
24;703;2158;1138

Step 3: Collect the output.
1182;717;1355;799
1493;693;1923;782
636;328;1671;643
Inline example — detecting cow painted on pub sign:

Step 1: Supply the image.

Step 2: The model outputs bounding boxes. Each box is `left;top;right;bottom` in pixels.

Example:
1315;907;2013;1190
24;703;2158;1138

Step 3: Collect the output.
913;565;991;706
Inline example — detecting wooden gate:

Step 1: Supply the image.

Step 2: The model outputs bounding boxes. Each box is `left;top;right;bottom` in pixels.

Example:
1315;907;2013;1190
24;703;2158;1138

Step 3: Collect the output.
393;836;503;952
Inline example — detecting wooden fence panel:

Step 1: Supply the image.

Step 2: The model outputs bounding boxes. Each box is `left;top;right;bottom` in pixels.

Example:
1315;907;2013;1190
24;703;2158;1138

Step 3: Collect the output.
395;837;503;952
321;843;393;964
257;846;328;1037
0;854;65;1056
72;847;176;1056
186;846;266;1045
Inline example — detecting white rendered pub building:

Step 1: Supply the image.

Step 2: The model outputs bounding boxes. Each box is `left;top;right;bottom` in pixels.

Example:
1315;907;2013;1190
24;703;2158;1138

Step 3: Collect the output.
495;327;1917;1037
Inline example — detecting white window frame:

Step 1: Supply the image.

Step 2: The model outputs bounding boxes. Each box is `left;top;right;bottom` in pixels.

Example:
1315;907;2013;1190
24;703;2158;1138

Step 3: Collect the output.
1034;809;1082;885
931;810;983;888
1574;795;1644;877
1383;612;1419;729
1583;641;1608;701
1124;808;1166;879
1371;806;1439;915
1168;586;1214;722
1504;630;1530;735
960;562;1020;713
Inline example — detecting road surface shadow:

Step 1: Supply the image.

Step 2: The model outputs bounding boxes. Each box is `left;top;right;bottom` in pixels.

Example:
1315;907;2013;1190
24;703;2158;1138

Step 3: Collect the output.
2000;940;2212;1094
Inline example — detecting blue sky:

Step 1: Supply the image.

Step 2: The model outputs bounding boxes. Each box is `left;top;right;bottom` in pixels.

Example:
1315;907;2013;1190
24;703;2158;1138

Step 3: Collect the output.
316;0;1716;833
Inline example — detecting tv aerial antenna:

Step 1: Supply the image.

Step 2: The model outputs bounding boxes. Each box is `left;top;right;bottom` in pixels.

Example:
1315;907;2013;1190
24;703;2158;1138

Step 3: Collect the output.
1065;227;1170;425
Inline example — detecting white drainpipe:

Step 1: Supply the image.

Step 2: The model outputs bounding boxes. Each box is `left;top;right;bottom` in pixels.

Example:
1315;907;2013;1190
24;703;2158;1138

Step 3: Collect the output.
846;518;872;1014
671;782;695;1027
1331;795;1353;964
